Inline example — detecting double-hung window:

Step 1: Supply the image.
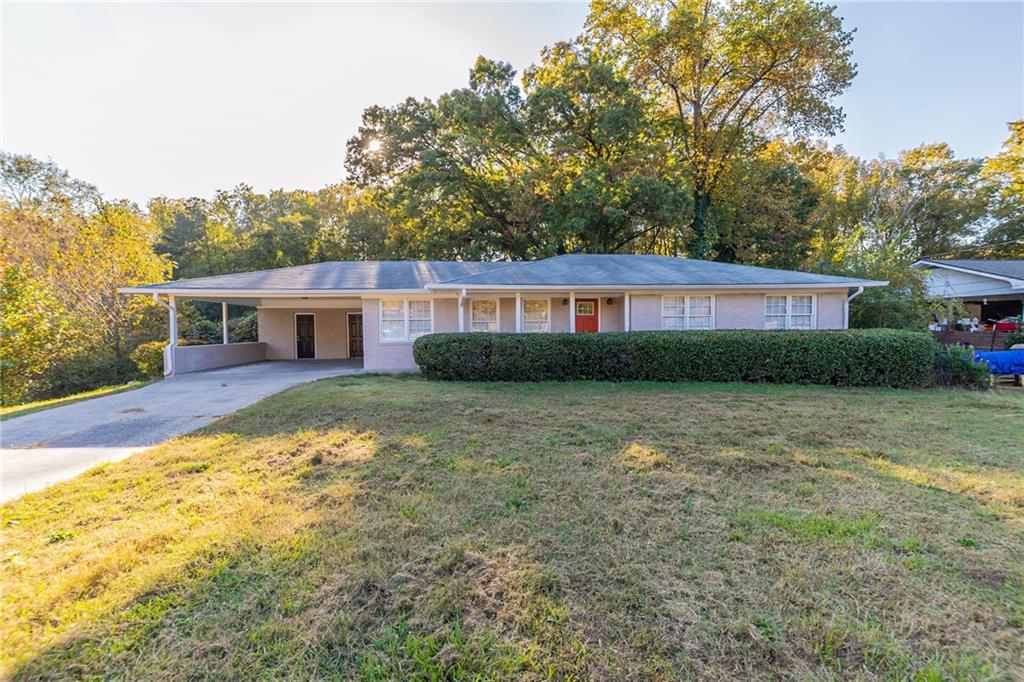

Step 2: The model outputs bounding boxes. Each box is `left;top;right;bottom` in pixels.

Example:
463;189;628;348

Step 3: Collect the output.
661;295;714;330
470;299;499;332
380;301;406;341
380;299;433;342
522;299;550;333
409;301;432;338
764;295;814;330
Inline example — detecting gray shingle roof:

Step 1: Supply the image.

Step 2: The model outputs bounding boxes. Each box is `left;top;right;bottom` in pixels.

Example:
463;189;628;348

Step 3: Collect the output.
127;261;513;291
434;254;880;288
124;254;883;293
917;259;1024;281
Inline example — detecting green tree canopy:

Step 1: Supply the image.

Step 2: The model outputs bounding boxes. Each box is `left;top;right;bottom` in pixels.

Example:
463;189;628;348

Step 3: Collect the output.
346;48;691;258
587;0;856;258
979;120;1024;257
1;152;171;402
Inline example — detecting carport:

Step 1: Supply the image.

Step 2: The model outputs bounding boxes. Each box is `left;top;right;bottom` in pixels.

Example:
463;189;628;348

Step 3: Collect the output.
117;286;367;376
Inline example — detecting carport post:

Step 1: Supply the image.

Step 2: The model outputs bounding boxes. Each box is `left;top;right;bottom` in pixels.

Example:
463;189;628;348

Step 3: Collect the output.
167;295;178;346
221;302;229;344
158;294;178;377
569;291;576;333
458;289;465;332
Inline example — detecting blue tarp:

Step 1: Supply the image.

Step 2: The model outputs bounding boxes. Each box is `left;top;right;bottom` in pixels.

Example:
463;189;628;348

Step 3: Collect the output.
975;349;1024;375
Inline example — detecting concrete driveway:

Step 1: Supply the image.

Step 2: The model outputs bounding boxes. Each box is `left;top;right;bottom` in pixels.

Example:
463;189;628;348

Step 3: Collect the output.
0;361;361;502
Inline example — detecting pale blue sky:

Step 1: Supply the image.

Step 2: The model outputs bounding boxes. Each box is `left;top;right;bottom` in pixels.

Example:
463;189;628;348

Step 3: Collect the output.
2;2;1020;205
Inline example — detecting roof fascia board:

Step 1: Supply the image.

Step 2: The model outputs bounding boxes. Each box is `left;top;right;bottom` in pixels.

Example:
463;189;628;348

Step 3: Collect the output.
912;260;1024;288
118;287;450;297
120;281;889;297
427;282;887;291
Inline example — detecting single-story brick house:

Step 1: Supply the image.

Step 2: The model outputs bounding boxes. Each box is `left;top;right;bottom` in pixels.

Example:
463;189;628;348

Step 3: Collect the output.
120;254;886;375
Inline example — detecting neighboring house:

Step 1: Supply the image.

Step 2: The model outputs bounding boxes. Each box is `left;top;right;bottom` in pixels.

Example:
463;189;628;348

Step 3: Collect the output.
912;259;1024;323
120;254;886;375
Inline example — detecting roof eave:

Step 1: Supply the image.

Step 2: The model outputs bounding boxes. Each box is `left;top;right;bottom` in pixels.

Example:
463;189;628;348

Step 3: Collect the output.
912;260;1024;287
426;281;887;291
118;287;448;297
121;281;888;297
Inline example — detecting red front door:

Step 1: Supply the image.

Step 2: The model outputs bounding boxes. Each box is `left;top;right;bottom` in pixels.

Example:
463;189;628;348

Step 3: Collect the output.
575;299;599;333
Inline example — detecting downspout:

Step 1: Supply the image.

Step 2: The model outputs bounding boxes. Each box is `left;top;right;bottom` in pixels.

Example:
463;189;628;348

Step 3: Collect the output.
153;293;177;376
844;287;864;330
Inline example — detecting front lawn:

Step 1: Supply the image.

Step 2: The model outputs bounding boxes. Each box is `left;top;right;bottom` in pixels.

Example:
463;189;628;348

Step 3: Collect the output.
2;377;1022;679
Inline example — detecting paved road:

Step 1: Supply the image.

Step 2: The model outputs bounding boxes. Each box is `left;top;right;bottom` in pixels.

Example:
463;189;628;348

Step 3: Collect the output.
0;361;361;502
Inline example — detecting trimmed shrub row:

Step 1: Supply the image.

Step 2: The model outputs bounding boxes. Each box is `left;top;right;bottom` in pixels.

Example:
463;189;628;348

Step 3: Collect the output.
413;329;941;388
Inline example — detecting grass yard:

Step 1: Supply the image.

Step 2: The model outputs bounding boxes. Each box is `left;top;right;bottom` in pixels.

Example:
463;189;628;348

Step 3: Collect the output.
2;376;1022;680
0;381;153;421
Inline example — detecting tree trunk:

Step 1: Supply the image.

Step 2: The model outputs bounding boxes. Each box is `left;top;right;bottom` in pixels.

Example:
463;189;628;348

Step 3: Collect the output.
112;329;123;383
690;182;713;260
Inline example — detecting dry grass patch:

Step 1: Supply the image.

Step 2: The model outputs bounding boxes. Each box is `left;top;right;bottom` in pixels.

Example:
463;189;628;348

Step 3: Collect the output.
2;377;1022;680
617;443;672;471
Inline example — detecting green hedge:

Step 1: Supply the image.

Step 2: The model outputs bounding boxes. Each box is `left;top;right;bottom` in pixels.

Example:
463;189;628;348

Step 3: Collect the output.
413;329;940;388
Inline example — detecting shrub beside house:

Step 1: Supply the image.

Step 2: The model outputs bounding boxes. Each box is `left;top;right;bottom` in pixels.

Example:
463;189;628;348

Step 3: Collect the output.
414;329;989;389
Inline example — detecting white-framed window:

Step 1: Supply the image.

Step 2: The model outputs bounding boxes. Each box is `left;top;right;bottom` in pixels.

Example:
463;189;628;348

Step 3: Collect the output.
522;298;550;333
409;300;432;338
379;299;434;342
380;300;406;341
765;294;815;330
662;296;687;330
661;295;715;330
470;298;499;332
687;295;713;330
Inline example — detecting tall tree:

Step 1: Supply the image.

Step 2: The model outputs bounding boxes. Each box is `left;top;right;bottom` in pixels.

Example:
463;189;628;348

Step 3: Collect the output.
526;41;690;253
346;50;691;258
710;141;820;268
587;0;855;258
313;184;394;261
150;196;213;279
48;201;172;386
347;58;548;259
979;120;1024;257
0;153;98;217
1;153;171;401
0;257;69;404
794;142;993;265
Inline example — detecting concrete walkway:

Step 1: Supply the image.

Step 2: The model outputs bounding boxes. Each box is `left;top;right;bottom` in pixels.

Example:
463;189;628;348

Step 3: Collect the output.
0;361;361;502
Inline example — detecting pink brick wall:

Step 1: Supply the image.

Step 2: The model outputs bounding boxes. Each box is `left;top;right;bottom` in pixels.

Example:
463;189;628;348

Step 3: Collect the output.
258;307;359;359
349;290;854;371
601;296;625;331
362;298;460;372
499;298;516;332
817;293;847;329
714;294;764;329
630;291;848;331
